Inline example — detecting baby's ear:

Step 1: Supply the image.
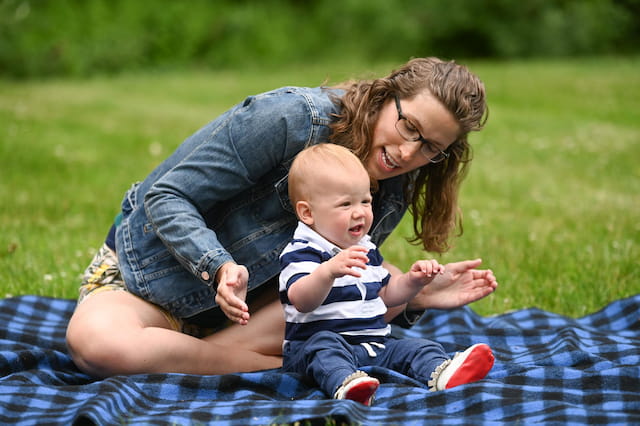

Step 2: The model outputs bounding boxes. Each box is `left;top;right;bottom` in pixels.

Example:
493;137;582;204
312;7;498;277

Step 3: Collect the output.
296;201;314;226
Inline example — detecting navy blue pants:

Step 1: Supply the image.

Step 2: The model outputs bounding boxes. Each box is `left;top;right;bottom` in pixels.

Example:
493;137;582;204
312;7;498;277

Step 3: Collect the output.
282;330;449;396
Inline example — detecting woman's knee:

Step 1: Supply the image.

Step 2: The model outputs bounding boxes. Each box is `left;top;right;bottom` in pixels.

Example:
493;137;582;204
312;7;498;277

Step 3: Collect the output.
66;312;127;378
65;291;165;377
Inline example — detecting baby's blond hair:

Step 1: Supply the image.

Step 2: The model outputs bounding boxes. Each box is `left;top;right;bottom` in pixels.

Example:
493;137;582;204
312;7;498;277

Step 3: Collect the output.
288;143;367;210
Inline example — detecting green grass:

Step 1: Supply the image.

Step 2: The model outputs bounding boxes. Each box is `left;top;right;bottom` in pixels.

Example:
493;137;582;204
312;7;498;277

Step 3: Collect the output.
1;57;638;318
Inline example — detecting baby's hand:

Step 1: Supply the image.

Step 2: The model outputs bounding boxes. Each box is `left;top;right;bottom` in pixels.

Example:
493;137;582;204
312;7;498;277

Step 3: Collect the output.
409;259;445;285
328;246;369;279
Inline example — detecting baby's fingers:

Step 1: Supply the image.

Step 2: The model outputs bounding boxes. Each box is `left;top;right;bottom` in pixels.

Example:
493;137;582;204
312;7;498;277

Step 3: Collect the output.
416;259;444;277
346;246;369;263
335;246;369;276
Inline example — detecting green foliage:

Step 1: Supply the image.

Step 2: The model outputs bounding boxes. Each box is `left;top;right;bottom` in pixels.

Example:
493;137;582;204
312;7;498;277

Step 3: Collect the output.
0;58;639;318
1;0;639;78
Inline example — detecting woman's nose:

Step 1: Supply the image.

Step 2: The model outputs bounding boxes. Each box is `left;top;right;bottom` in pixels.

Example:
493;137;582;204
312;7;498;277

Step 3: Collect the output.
398;140;422;161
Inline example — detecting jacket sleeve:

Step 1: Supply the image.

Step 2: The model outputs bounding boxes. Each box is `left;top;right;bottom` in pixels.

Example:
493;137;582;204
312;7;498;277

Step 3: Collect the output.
143;89;315;285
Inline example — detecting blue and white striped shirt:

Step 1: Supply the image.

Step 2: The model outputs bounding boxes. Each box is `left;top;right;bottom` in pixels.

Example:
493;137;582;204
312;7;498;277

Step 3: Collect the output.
279;222;391;344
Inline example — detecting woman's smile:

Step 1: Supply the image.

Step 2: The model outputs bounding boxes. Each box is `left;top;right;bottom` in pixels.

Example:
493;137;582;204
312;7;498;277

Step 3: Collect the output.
380;148;400;171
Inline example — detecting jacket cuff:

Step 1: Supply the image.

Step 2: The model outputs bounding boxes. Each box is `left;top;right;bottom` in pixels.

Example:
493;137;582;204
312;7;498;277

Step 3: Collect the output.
390;308;424;328
197;250;235;287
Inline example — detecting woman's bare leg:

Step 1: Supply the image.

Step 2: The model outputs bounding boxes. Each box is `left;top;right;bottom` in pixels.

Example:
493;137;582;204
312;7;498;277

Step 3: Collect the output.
66;290;282;378
208;297;285;356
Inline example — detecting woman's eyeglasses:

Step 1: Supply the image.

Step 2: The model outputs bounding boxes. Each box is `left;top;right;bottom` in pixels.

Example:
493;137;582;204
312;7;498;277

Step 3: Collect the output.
394;95;450;164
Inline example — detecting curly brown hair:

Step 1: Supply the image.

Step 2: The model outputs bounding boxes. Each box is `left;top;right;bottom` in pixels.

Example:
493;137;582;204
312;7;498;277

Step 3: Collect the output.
328;57;487;254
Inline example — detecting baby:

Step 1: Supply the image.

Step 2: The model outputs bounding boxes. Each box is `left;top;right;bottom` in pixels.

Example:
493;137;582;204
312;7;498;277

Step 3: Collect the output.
279;143;494;405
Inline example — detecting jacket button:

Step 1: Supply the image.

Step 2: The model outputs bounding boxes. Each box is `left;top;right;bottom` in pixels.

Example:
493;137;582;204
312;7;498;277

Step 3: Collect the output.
201;271;210;281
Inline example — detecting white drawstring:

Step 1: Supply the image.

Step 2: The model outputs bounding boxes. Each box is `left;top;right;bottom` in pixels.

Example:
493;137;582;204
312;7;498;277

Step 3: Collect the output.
360;342;386;357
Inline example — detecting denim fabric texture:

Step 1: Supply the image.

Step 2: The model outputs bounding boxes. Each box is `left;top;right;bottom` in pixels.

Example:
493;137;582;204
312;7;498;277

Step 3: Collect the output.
283;330;448;396
114;86;408;320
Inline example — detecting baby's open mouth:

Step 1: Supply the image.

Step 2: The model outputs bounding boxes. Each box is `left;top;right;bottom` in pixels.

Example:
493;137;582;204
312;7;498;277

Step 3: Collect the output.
349;225;364;234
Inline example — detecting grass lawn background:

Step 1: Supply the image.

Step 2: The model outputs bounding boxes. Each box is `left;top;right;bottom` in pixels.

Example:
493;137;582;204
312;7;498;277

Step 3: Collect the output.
1;57;638;317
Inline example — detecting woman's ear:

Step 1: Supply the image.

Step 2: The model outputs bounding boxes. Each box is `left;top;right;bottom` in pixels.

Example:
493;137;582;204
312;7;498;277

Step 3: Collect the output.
296;201;314;226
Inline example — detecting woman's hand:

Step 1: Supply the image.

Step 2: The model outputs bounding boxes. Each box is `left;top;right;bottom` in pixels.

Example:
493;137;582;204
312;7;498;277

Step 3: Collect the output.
407;258;497;311
215;262;250;325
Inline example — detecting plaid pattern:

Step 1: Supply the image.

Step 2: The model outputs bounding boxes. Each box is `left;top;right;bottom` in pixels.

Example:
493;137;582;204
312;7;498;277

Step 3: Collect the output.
1;295;638;425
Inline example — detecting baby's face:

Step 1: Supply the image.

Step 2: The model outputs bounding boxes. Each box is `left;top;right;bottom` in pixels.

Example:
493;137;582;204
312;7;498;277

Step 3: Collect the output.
306;166;373;249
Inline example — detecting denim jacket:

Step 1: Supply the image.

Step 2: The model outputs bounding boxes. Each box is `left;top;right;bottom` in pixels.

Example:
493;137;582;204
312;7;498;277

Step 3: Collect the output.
115;86;408;319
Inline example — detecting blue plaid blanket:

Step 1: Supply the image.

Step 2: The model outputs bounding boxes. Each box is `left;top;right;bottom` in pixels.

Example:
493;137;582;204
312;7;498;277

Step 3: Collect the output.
1;295;638;425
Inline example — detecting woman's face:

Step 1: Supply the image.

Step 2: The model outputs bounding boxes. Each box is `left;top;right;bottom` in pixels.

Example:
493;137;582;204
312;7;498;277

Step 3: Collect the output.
365;89;461;181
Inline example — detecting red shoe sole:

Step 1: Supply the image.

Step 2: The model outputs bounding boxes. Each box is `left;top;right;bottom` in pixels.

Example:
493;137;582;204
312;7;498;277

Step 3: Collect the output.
445;344;495;389
344;379;379;406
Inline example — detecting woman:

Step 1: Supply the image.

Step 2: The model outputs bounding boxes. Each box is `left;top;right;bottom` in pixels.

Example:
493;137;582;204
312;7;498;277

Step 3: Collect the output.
66;57;497;378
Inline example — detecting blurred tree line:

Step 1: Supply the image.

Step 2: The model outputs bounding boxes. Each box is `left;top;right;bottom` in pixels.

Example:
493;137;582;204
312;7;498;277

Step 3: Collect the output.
1;0;638;78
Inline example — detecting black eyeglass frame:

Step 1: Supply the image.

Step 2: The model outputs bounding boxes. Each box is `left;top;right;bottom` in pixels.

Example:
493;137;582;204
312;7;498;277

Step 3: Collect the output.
394;95;450;164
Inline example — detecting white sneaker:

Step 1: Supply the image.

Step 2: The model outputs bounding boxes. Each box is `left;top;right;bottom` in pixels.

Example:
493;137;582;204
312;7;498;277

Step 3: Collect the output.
334;370;380;406
428;343;494;392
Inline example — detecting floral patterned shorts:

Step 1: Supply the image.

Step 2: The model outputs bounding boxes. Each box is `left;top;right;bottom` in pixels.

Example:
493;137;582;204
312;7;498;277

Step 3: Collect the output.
78;244;190;334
